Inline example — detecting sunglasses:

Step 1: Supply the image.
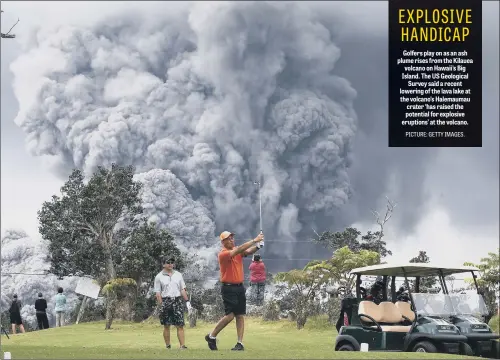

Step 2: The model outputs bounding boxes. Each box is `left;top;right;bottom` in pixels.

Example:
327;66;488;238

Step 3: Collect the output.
165;261;174;265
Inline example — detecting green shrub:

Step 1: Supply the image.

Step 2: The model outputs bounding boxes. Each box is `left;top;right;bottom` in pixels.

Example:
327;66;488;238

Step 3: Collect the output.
79;301;106;323
323;297;341;324
489;314;499;334
132;293;156;322
262;300;280;321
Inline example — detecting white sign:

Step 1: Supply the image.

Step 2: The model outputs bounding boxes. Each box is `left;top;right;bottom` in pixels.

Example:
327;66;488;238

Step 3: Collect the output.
75;278;101;299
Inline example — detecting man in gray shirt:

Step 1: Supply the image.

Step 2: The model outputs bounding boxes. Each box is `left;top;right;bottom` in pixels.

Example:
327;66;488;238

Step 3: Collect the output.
154;257;192;349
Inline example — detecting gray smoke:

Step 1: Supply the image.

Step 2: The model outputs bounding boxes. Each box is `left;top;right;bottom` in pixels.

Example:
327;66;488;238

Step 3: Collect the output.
1;230;79;327
133;169;219;268
10;2;430;270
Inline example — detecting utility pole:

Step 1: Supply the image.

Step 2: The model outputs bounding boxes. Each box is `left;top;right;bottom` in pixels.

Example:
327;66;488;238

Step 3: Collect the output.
1;10;20;39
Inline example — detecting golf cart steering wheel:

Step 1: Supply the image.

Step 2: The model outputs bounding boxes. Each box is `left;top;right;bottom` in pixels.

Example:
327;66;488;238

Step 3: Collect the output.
359;287;367;298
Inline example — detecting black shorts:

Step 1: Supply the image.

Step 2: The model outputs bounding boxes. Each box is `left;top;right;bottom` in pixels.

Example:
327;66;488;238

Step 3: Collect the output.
159;297;185;327
10;313;22;326
221;283;246;316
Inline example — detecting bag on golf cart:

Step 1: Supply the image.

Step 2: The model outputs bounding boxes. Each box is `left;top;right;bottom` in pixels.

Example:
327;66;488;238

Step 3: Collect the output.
336;297;357;332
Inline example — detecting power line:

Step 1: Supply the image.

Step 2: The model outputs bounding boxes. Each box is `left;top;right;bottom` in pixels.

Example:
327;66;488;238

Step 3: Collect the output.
245;258;325;261
1;271;472;282
2;272;49;276
251;240;318;242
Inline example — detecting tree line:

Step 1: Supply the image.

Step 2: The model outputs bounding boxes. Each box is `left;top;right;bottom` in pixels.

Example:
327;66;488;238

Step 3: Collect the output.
38;164;499;330
274;230;498;328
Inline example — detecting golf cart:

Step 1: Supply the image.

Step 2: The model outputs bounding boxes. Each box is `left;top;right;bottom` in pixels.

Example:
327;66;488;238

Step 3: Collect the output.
334;263;499;357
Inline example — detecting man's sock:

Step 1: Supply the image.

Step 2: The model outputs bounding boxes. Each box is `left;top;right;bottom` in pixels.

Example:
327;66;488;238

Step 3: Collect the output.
209;333;216;339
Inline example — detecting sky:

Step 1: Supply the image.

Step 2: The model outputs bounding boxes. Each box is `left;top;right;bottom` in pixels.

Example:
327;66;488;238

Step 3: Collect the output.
1;1;498;273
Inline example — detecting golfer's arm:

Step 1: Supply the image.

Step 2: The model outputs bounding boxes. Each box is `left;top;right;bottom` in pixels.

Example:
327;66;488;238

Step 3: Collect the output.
154;276;162;304
181;289;189;302
230;238;259;257
155;292;162;304
244;246;259;256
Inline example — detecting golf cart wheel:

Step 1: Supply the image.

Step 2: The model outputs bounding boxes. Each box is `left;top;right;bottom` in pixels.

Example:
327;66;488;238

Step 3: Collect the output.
459;342;474;356
413;341;437;353
337;344;355;351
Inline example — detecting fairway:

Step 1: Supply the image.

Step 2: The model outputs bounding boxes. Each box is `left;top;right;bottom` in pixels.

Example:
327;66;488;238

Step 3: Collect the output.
0;317;478;359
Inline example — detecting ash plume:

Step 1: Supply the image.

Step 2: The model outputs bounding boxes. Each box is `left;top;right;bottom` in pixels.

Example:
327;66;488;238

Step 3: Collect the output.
1;230;79;326
9;1;430;270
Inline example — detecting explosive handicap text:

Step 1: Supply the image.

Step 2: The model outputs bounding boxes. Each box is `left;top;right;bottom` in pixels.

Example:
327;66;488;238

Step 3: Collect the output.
398;8;472;42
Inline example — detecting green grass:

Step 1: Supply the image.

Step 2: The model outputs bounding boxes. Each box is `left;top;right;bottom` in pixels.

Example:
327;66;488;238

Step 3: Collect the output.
0;316;477;359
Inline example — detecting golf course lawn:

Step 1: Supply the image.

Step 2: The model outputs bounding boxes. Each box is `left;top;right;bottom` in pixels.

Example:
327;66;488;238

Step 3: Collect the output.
0;316;479;359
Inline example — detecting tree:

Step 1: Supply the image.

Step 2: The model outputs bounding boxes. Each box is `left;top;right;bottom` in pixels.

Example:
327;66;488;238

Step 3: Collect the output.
409;251;438;292
274;247;380;329
313;198;395;258
314;227;362;252
101;278;137;329
38;164;143;329
306;246;380;325
306;246;381;295
116;220;185;289
464;250;500;323
112;220;188;323
274;268;328;329
365;197;397;257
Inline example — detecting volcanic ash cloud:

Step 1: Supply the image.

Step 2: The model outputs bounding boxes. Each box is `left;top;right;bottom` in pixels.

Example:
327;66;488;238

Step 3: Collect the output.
1;230;79;327
11;2;358;260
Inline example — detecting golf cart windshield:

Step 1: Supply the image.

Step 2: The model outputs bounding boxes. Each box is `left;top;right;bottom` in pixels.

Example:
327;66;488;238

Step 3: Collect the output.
412;292;489;317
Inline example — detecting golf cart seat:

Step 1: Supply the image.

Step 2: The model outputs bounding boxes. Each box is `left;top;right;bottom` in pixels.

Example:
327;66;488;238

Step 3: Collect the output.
395;301;415;322
358;301;411;333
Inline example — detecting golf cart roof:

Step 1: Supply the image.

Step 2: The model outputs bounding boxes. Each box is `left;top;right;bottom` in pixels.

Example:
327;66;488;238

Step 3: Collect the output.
350;263;479;277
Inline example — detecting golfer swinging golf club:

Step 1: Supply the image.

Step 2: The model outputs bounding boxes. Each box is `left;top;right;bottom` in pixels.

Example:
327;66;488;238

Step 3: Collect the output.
205;230;264;351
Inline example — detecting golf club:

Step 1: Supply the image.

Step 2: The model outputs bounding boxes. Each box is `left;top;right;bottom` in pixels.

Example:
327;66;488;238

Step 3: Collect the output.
253;181;262;233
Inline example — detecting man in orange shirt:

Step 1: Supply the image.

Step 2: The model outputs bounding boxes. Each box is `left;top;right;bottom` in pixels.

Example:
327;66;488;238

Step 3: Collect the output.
205;230;264;351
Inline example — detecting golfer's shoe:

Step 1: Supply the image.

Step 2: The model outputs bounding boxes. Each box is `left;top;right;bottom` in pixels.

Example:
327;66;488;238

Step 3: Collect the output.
166;345;171;349
180;345;188;350
231;342;244;351
205;334;218;350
